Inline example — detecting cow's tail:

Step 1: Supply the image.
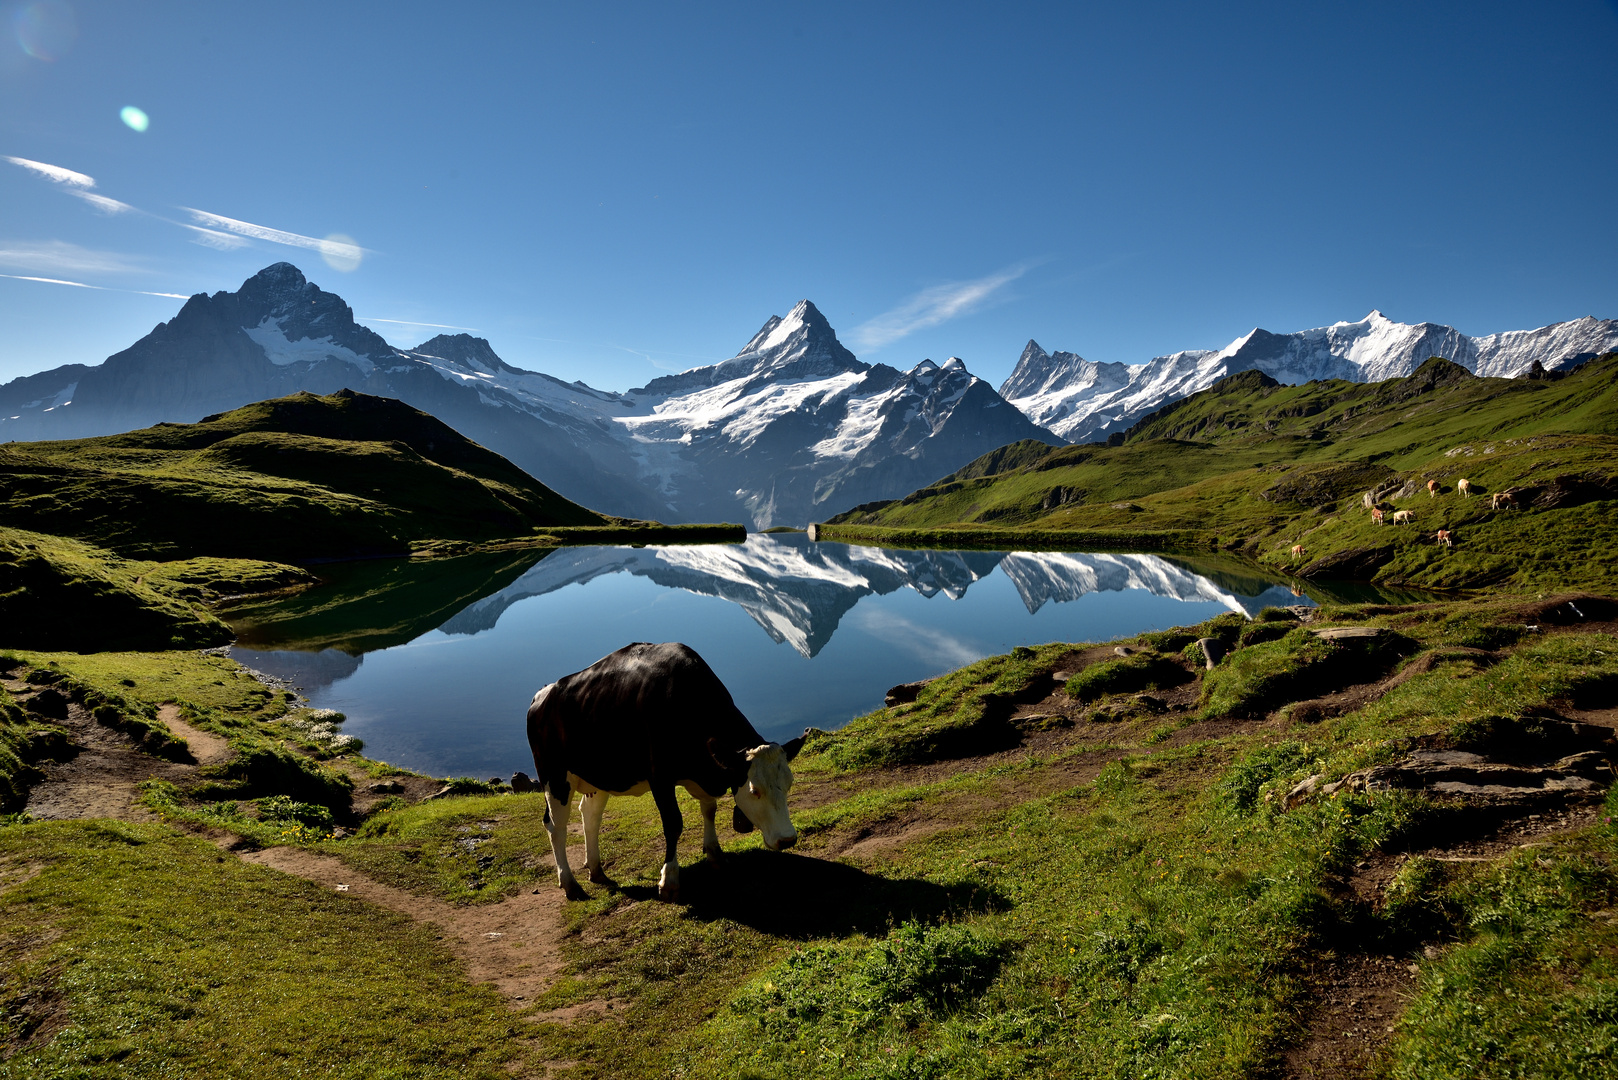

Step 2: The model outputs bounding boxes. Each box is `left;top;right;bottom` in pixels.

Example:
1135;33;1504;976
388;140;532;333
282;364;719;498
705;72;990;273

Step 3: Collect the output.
527;682;559;827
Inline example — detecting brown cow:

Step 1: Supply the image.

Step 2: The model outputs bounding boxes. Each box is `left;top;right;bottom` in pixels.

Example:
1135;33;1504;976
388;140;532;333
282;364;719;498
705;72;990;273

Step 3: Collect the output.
1436;529;1453;548
1290;544;1306;564
1371;507;1385;526
1427;479;1439;498
1492;491;1518;510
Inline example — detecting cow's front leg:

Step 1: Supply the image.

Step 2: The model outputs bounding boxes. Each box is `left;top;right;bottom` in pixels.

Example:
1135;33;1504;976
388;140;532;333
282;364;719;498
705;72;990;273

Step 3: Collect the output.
579;790;611;885
544;783;586;900
698;795;723;864
650;783;684;902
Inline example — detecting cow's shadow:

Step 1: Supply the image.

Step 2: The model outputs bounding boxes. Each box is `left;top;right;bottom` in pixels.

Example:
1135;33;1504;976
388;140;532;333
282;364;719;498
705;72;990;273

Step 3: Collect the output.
611;850;1011;939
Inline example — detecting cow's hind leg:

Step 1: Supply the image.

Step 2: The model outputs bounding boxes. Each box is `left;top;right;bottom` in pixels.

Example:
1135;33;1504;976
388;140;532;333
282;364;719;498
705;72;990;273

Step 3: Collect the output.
544;780;586;900
579;790;611;885
651;783;684;902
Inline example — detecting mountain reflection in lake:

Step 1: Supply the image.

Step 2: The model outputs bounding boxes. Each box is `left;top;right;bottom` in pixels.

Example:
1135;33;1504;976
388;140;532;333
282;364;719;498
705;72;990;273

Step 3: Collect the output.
226;534;1309;779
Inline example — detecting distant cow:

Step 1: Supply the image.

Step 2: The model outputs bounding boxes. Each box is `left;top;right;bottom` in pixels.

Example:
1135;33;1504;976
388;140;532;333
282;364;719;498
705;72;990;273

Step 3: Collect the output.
1427;479;1439;498
1392;510;1415;525
1436;529;1453;548
1290;544;1306;563
1371;507;1385;526
1457;478;1471;497
1492;491;1518;510
525;642;804;901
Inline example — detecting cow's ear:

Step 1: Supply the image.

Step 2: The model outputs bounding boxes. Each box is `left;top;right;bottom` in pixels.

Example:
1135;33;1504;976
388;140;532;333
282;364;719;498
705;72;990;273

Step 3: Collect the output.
781;734;806;762
732;805;755;833
709;738;746;773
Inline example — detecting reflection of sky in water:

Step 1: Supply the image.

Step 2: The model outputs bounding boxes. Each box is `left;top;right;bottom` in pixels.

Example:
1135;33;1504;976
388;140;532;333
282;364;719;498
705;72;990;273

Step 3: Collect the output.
230;540;1308;780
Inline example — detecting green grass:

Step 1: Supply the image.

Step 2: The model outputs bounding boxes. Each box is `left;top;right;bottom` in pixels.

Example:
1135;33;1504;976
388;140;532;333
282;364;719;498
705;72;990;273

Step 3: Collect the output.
0;526;236;652
1065;653;1189;702
0;820;528;1079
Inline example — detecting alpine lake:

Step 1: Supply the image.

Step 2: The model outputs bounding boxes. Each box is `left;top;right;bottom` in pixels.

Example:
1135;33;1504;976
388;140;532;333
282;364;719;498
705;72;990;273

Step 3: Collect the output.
220;533;1417;780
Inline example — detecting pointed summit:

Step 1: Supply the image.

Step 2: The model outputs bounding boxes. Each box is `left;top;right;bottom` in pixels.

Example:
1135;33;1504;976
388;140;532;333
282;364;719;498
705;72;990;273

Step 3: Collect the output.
637;298;865;396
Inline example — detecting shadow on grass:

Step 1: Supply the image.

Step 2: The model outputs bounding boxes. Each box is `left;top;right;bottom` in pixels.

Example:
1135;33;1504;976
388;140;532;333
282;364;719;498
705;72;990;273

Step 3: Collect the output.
612;849;1010;939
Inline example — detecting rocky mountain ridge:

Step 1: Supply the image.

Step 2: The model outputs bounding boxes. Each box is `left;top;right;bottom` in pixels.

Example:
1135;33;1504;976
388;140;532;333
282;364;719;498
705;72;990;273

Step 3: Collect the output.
1003;310;1618;443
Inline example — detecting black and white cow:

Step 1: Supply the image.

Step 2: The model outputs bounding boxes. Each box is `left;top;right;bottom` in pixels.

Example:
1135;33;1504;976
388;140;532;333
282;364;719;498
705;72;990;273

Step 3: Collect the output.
524;642;804;901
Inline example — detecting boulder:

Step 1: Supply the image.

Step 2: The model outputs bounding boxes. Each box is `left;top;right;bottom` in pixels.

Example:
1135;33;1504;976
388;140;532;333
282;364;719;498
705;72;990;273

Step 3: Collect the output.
25;688;70;720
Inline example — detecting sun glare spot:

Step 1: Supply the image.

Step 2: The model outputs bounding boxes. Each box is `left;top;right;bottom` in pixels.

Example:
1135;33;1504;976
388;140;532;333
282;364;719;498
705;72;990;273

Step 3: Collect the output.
13;0;77;61
320;233;363;272
120;106;150;132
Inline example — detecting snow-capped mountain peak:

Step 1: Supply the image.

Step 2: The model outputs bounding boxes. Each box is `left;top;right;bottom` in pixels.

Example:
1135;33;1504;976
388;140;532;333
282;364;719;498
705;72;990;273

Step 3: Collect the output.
1003;310;1618;444
638;298;864;399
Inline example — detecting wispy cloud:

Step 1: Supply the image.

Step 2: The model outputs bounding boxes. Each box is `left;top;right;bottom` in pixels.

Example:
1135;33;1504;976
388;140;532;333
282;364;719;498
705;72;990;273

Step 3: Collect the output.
182;208;365;270
0;273;187;299
5;156;94;188
183;208;334;252
362;317;481;333
71;191;133;215
0;240;146;276
182;224;252;250
851;264;1030;351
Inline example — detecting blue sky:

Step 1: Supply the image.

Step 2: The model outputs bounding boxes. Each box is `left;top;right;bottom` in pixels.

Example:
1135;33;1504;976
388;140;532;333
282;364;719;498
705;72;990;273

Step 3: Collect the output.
2;1;1615;391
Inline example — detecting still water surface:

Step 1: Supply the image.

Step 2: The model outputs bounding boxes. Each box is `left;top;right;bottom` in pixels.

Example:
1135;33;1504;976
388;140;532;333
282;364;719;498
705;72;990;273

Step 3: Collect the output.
225;535;1314;779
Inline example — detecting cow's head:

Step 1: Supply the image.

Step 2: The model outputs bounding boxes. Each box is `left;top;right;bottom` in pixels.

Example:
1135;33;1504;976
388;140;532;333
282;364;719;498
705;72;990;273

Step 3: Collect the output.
711;735;804;851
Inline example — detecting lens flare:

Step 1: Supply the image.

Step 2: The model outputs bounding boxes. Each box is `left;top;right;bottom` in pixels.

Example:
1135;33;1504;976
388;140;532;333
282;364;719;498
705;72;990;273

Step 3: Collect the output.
320;234;362;272
120;106;149;132
14;1;77;61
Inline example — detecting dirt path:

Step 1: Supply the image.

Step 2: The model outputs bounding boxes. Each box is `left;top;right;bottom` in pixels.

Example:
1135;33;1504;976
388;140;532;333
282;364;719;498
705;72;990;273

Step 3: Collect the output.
1283;954;1417;1078
1282;800;1607;1077
20;698;195;821
238;847;580;1013
157;704;232;765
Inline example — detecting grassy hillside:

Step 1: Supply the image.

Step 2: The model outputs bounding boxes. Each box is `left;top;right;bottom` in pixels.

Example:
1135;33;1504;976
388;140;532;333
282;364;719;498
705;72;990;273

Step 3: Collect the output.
0;525;315;651
0;389;606;564
824;356;1618;592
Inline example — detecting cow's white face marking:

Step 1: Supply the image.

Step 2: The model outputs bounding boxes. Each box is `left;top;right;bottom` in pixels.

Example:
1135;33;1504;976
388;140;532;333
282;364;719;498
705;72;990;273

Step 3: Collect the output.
733;743;797;851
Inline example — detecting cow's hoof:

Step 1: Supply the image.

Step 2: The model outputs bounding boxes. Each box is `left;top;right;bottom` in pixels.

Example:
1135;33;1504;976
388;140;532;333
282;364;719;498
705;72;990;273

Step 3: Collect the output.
588;867;611;886
704;849;723;866
657;883;680;902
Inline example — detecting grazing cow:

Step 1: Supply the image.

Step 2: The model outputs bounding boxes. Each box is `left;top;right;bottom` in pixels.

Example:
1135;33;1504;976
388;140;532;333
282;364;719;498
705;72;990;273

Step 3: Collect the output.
1392;510;1415;525
1427;479;1439;498
1491;490;1519;510
1436;529;1453;548
1290;544;1306;564
1371;507;1385;526
1457;478;1471;497
525;642;804;902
